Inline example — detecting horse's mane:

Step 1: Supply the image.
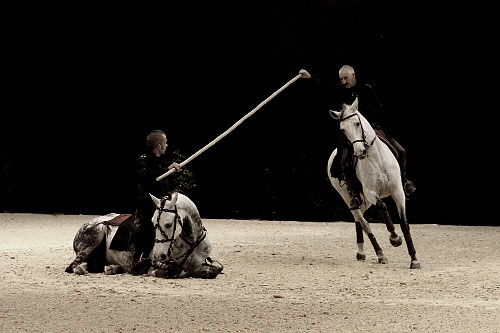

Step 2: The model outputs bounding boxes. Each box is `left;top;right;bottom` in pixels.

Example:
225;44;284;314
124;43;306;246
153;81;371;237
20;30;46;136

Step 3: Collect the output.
175;193;203;239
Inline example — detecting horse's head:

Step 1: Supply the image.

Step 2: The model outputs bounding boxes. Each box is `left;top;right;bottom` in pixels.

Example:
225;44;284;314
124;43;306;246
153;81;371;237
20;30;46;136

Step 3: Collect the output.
329;98;375;159
149;192;205;262
149;192;183;260
149;192;220;278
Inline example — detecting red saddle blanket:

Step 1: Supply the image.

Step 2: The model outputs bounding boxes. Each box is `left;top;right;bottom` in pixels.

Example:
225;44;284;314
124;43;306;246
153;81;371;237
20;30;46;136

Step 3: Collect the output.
374;129;398;159
104;214;133;226
374;129;387;140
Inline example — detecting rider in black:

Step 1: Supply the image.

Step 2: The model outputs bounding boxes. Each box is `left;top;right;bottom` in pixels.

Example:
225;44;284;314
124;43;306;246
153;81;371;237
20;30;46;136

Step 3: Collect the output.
132;130;181;273
299;66;416;210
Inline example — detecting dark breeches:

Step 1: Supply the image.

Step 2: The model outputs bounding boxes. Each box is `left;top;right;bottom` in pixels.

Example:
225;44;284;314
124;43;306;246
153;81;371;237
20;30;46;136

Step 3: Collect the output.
387;137;407;178
340;143;362;194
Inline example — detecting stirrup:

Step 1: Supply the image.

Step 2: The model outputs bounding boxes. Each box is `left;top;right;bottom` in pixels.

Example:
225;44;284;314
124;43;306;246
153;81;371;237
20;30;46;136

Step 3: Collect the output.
404;180;416;196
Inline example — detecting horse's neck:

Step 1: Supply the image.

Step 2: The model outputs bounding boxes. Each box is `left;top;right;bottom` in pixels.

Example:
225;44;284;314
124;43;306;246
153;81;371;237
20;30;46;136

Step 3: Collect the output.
180;211;204;242
175;194;204;241
356;138;400;180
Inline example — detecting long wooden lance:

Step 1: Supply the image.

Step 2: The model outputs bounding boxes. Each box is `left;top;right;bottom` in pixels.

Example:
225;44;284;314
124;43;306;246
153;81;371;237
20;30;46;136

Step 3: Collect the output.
156;72;303;181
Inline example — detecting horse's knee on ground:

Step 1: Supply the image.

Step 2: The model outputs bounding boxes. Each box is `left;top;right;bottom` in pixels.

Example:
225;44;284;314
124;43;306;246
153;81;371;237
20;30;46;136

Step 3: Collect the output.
190;263;223;279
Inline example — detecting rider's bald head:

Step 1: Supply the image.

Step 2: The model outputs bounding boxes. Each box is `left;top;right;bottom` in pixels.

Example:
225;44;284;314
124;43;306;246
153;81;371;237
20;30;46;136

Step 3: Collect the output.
339;65;355;75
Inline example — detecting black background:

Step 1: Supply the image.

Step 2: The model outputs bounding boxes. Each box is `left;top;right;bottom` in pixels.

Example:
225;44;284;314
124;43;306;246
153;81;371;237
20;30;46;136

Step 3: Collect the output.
1;2;498;225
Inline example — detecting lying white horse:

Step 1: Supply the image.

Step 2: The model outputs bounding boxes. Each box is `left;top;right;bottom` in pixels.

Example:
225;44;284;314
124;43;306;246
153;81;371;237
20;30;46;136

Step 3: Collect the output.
65;192;223;278
327;98;420;269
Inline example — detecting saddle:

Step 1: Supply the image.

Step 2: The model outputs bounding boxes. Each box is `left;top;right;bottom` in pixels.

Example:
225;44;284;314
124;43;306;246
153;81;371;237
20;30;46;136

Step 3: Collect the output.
104;214;133;226
374;129;399;159
108;214;136;251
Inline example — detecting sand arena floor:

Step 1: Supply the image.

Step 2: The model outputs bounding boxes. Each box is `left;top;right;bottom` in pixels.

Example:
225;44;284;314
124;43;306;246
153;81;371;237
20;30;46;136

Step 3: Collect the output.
0;213;499;332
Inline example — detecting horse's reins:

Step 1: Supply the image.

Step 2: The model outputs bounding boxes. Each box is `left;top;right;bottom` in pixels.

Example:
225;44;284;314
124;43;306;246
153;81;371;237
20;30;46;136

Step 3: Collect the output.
152;197;179;261
340;112;376;156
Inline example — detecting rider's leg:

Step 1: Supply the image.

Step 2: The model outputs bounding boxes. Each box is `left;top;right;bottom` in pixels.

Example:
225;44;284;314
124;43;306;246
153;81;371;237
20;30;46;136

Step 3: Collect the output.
131;212;154;275
387;137;416;196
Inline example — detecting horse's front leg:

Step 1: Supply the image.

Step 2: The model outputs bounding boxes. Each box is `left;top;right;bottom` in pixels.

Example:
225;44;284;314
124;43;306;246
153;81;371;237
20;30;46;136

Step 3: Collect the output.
104;264;124;275
351;209;387;264
375;199;403;247
355;221;366;260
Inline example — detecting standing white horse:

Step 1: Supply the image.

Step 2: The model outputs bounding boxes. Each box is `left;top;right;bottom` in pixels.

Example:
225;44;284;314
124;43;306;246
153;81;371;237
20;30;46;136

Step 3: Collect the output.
65;192;223;278
327;98;420;269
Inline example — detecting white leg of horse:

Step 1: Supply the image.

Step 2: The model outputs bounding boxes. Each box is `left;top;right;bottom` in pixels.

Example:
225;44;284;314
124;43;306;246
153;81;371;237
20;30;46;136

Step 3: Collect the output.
351;209;388;264
355;221;366;260
392;191;421;269
335;187;368;261
328;149;376;262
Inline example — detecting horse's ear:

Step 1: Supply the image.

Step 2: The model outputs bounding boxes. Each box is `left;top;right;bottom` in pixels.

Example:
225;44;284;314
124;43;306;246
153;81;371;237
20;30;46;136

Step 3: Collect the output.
329;110;342;120
149;193;161;208
351;97;359;110
166;191;179;209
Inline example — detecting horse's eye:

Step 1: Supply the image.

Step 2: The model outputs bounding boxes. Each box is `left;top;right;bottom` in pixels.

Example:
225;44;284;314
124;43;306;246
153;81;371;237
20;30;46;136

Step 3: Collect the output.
355;122;360;127
165;222;173;228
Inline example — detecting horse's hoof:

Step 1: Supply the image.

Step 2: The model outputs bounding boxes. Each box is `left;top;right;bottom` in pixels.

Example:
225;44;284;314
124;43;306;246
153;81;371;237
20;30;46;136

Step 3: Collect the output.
410;260;421;269
65;264;76;273
390;236;402;247
73;263;88;275
104;265;123;275
356;252;366;261
378;256;388;264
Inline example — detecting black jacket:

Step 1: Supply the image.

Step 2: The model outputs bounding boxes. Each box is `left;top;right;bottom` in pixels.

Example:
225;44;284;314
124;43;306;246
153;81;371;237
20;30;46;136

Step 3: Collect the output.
135;151;174;219
309;76;389;134
336;83;388;133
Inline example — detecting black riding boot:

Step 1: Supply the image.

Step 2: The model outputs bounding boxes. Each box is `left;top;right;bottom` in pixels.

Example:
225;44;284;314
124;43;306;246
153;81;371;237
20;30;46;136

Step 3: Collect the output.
341;146;362;210
387;137;416;197
345;176;362;210
131;218;154;275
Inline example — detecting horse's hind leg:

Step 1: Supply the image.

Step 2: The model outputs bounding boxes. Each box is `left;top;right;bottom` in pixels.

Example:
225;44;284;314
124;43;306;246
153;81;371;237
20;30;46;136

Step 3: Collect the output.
375;199;403;247
393;195;420;269
65;222;106;274
351;209;387;264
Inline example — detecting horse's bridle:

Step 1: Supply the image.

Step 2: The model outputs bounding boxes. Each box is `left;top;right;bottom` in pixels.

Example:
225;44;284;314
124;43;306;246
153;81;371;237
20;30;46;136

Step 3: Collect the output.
340;112;376;155
153;195;207;268
154;196;182;245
